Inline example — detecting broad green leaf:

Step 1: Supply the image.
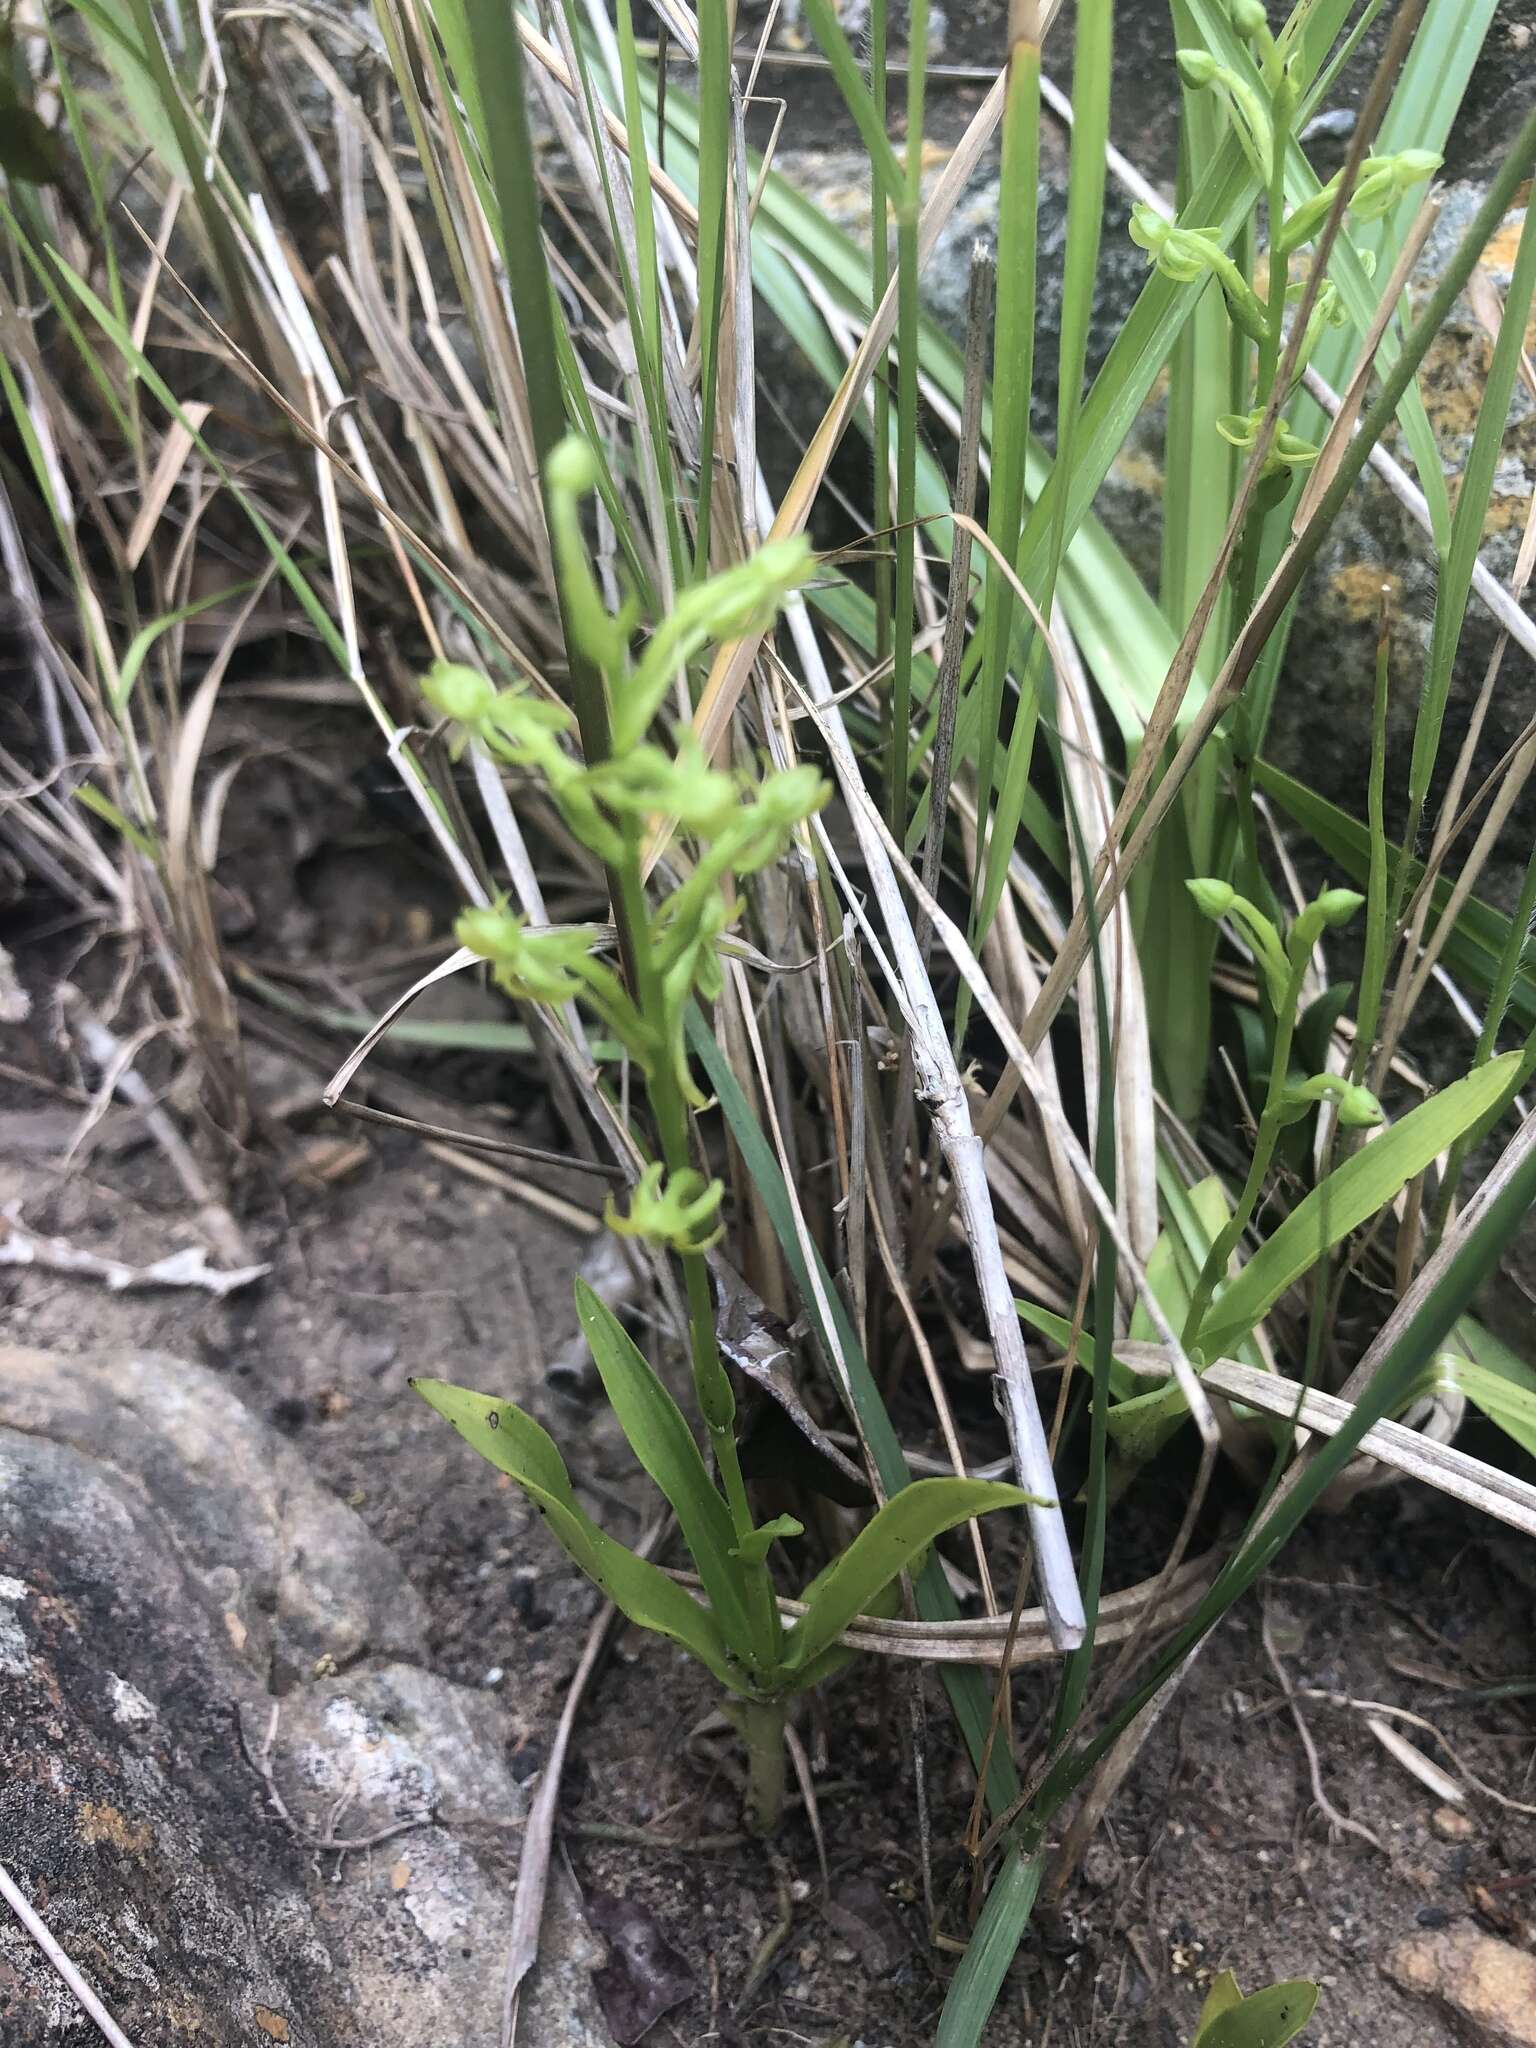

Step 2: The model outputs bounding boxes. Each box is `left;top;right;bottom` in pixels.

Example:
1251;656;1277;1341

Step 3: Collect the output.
1015;1301;1097;1366
1015;1300;1189;1465
1103;1378;1192;1465
1197;1980;1319;2048
573;1279;761;1665
1194;1055;1519;1359
783;1477;1036;1674
1131;1177;1234;1341
1459;1316;1536;1398
410;1376;740;1690
1196;1972;1244;2035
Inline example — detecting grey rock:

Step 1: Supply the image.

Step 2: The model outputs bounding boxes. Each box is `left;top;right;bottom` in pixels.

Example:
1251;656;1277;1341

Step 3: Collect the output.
0;1342;427;1685
0;1345;613;2048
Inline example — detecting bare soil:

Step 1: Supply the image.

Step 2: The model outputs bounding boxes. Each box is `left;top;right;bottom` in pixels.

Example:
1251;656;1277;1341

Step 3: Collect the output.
4;709;1535;2046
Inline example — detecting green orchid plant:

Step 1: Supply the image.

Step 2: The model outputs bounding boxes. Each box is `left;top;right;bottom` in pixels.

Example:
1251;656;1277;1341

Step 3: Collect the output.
1018;876;1518;1473
1128;0;1440;498
411;438;1038;1831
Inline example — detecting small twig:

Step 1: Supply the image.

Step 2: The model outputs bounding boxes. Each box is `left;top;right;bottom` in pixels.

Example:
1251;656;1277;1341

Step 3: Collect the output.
334;1096;625;1178
0;1857;139;2048
1297;1691;1536;1817
61;983;251;1267
782;1718;829;1896
734;1851;795;2012
236;1705;435;1853
558;1820;746;1853
1261;1604;1383;1853
0;1203;269;1299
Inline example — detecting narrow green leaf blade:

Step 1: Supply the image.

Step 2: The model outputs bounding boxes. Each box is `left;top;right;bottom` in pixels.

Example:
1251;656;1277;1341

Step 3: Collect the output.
112;579;257;712
411;1376;740;1688
933;1847;1043;2048
1195;1056;1520;1359
784;1477;1036;1672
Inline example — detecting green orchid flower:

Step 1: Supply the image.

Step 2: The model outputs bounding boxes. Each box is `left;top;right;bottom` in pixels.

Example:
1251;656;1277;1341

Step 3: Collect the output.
606;1161;726;1252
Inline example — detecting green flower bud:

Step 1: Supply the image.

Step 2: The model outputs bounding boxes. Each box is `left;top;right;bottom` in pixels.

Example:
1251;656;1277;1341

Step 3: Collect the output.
422;660;496;726
1215;408;1318;476
1349;148;1442;223
1176;46;1220;87
455;903;523;964
1314;886;1365;928
1276;1074;1385;1130
545;433;601;497
1334;1081;1384;1129
754;762;829;830
1187;878;1237;920
1229;0;1267;36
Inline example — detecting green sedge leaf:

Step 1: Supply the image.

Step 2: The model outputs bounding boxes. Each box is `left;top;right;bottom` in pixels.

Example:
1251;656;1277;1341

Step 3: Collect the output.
1195;1056;1520;1360
573;1280;761;1665
1196;1979;1319;2048
1439;1354;1536;1461
784;1478;1038;1672
411;1376;740;1690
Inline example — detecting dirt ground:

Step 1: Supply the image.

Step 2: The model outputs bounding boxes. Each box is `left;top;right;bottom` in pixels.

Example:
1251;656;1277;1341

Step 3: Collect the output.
3;713;1535;2047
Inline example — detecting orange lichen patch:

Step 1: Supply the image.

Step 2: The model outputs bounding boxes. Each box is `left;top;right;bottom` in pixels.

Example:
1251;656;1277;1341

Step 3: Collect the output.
1112;448;1165;499
1482;493;1534;535
1484;217;1528;277
78;1800;153;1856
1418;335;1497;436
254;2008;292;2041
1330;563;1402;622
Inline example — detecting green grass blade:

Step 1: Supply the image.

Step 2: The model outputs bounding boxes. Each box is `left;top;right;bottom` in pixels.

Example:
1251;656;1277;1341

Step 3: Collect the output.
885;0;928;835
969;34;1040;930
112;579;258;713
797;0;903;201
934;1846;1044;2048
1403;195;1536;855
1035;1097;1536;1831
456;0;611;762
689;0;731;578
